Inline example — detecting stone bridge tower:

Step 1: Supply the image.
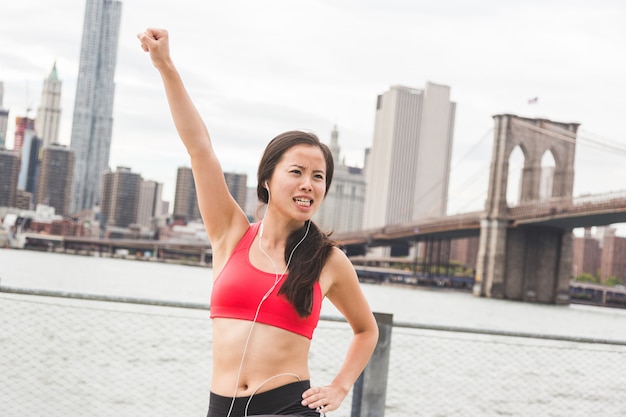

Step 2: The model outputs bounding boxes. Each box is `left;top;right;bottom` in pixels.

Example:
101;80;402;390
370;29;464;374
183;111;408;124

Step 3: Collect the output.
474;114;579;303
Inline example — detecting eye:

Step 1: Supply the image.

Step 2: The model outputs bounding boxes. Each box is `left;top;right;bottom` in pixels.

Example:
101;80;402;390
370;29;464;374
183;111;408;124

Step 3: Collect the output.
290;169;302;175
314;174;325;180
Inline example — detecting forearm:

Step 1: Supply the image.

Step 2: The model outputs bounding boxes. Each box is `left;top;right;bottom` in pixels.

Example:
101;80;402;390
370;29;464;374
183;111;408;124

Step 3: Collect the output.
301;326;378;412
330;327;379;393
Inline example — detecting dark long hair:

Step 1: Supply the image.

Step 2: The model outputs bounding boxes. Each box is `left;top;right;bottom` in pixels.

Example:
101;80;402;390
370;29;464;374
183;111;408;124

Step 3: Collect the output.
257;131;336;317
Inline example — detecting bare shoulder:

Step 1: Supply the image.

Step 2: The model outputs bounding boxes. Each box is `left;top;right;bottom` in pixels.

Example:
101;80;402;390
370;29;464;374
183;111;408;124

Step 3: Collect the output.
323;247;355;274
320;247;359;295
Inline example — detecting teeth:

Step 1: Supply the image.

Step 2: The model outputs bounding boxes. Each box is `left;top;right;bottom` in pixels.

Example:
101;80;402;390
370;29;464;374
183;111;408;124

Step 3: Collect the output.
294;198;312;207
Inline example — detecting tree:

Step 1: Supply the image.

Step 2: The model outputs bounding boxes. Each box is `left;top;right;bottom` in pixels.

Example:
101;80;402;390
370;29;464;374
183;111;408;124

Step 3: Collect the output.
604;275;623;287
574;272;600;284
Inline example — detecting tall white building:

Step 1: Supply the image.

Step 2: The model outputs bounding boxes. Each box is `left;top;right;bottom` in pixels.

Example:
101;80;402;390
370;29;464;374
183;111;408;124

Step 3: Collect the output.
314;126;366;233
36;63;62;148
69;0;122;214
363;82;455;229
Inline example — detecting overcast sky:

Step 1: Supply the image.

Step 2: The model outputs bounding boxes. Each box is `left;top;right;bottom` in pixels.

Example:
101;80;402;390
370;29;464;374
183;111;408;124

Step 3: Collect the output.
1;0;625;232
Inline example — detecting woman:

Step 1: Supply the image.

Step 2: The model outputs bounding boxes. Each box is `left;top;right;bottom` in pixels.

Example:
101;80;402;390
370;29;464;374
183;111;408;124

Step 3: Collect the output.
137;28;379;417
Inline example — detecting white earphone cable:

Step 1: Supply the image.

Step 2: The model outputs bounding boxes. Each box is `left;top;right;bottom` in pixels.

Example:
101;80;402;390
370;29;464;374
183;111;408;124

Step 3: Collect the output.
225;182;312;417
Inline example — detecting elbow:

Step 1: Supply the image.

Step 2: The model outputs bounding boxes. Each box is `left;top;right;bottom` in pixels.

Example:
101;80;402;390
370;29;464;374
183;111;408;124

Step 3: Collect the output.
370;323;380;351
351;321;378;352
360;316;379;353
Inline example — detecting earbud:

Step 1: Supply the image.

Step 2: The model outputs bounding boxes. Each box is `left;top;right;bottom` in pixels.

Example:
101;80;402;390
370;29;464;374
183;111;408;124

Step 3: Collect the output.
264;181;271;202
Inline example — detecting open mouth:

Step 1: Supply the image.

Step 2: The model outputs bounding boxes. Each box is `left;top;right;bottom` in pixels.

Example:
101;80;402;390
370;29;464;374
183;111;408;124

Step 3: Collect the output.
294;197;312;207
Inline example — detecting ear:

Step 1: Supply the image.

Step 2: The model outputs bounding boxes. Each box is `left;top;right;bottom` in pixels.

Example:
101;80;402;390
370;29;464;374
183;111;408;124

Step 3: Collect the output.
264;181;269;189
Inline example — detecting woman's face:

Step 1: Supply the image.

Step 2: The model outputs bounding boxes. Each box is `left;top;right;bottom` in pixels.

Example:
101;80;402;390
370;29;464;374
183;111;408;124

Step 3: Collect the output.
267;144;327;222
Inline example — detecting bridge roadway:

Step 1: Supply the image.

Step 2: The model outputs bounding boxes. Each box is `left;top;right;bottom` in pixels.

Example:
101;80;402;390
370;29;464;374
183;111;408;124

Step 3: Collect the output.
333;192;626;250
17;234;213;264
14;192;626;260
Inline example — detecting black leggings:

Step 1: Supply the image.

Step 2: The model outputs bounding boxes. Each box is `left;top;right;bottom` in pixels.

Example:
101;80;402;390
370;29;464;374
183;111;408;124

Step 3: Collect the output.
207;380;322;417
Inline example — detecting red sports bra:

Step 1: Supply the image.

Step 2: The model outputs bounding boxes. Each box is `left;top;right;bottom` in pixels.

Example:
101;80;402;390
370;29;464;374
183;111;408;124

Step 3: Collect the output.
210;222;322;339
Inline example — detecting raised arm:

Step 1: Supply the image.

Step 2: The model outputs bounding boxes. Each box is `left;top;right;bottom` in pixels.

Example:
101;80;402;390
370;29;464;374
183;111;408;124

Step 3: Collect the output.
137;28;249;253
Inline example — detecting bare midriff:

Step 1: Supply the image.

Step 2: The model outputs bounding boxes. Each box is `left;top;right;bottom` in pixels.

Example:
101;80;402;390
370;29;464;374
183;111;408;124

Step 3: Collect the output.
210;317;312;397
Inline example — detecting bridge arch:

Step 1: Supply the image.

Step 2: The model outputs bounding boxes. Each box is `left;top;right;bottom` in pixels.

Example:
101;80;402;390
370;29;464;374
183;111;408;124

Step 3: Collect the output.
484;114;578;215
506;145;525;206
539;150;556;200
476;114;580;303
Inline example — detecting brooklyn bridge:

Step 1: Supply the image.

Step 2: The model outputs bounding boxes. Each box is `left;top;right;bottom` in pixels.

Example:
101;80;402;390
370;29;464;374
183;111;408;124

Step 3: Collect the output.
335;114;626;304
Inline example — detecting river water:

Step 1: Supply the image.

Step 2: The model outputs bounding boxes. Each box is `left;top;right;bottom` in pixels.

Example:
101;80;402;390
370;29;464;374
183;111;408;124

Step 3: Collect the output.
1;249;626;416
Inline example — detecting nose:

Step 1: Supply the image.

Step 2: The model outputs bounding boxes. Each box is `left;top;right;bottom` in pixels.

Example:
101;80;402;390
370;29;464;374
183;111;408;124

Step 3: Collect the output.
300;178;312;192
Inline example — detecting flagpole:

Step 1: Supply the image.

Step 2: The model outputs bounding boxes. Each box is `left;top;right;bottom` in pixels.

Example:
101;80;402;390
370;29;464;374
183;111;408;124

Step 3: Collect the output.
527;96;539;118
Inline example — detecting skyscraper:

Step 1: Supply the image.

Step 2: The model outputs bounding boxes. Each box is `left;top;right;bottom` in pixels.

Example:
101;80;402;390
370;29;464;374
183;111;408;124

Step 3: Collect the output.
36;63;63;148
13;117;35;156
224;172;247;211
599;228;626;284
173;166;200;222
0;82;8;149
69;0;122;214
36;144;74;216
137;180;164;229
16;120;39;193
572;228;601;278
0;149;20;207
100;166;142;228
363;82;456;229
17;131;41;195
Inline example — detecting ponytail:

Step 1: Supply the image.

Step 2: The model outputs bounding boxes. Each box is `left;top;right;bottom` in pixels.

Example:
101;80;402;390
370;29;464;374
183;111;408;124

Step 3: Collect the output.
278;221;335;317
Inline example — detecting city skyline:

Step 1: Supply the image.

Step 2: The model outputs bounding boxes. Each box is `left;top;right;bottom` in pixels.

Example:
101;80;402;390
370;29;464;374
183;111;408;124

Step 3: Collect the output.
0;1;625;230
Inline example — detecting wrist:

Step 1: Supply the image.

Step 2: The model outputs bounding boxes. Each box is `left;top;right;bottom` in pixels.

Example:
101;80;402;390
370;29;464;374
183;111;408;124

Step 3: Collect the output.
330;380;350;397
154;57;176;72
